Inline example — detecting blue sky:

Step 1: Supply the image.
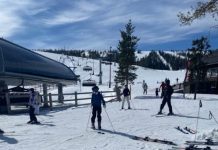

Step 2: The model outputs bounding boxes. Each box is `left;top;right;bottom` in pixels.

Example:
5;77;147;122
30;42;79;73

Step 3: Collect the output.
0;0;218;51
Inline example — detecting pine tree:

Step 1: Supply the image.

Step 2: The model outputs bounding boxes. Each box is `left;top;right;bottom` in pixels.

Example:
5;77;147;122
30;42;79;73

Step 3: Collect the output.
178;0;218;25
115;20;139;85
187;36;211;99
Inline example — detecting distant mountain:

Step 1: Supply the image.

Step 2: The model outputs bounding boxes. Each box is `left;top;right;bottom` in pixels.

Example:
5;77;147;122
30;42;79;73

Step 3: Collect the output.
38;49;187;70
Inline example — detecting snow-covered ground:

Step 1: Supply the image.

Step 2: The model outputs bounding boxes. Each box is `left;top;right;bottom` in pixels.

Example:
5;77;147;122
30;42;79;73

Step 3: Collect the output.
1;52;218;150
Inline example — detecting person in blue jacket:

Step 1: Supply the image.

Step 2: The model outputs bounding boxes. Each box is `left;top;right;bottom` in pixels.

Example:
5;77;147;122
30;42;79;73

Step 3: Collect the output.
91;86;106;130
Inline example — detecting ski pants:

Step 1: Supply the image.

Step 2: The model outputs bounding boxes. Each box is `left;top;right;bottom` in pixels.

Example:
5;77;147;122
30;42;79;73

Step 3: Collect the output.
143;88;147;94
91;106;102;123
122;96;130;108
29;106;38;122
160;97;173;113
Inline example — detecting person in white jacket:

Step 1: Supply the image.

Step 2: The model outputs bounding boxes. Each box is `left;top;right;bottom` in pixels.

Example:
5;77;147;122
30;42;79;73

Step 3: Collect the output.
27;88;40;124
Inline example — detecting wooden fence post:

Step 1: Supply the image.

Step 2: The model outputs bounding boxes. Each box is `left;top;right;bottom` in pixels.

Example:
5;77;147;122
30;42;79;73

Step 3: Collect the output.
5;93;11;114
58;83;64;103
43;83;49;107
75;91;78;107
49;93;53;110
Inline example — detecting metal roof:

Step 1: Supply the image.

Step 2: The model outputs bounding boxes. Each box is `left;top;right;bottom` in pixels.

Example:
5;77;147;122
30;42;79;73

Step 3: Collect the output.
202;50;218;68
0;38;77;85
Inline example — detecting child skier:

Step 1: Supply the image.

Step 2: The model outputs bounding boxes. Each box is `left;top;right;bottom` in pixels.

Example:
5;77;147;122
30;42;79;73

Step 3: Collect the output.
27;88;40;124
91;86;106;130
159;81;166;98
121;85;131;109
142;80;148;94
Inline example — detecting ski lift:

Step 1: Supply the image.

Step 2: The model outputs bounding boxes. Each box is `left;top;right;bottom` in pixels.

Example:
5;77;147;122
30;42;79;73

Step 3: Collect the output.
83;65;92;71
82;79;96;86
102;61;112;65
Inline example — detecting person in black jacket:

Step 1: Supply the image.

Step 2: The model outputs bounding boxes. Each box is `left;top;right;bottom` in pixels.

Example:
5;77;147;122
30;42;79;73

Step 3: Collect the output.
158;79;174;115
91;86;106;130
121;85;131;109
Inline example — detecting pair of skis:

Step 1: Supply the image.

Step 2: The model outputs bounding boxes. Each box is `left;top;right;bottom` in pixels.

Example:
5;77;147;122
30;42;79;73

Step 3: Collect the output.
170;145;212;150
175;126;197;134
132;136;177;146
172;139;218;150
91;127;105;134
186;139;218;146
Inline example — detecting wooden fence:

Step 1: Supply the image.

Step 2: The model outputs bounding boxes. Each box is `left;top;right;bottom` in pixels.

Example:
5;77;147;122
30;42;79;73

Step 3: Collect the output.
4;90;117;113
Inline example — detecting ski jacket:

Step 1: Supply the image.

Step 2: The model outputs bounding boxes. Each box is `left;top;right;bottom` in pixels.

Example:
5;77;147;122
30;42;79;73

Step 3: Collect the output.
29;91;41;107
123;88;130;97
142;83;148;89
163;85;174;99
91;92;105;107
159;83;166;91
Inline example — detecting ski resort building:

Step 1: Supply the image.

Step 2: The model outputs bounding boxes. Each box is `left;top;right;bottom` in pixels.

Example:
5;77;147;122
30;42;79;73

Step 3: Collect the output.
184;50;218;94
0;38;78;113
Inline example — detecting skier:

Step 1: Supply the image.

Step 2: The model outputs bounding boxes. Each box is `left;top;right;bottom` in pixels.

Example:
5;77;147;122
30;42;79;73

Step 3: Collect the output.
121;85;131;109
27;88;40;124
159;81;166;98
91;86;106;130
142;80;148;94
158;79;174;115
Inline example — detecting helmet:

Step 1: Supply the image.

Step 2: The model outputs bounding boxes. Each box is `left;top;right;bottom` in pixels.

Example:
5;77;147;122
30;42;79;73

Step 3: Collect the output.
165;79;170;85
92;86;99;91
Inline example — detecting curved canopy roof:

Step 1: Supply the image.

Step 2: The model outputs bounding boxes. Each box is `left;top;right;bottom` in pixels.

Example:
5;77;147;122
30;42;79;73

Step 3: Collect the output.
0;38;77;85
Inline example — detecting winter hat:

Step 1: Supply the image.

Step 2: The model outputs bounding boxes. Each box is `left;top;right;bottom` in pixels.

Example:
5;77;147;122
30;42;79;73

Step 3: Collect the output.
92;86;99;91
165;79;170;85
29;88;34;92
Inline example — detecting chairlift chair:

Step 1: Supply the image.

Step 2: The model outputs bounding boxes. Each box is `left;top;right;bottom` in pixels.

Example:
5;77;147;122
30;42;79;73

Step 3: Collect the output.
82;79;96;86
83;65;92;71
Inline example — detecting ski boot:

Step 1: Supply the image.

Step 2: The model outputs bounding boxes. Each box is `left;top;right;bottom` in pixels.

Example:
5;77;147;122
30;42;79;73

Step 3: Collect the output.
27;120;33;124
167;112;174;116
31;120;41;124
91;122;95;129
157;111;163;115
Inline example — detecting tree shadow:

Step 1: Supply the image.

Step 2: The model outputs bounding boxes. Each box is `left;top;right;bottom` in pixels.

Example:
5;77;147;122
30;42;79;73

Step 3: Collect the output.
0;134;18;144
174;114;209;120
134;95;186;100
132;108;149;111
35;123;56;127
100;128;136;139
134;96;159;100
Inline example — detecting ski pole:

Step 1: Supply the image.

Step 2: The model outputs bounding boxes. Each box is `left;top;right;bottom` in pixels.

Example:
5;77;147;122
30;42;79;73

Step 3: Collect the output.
209;111;218;125
86;106;92;131
103;108;116;132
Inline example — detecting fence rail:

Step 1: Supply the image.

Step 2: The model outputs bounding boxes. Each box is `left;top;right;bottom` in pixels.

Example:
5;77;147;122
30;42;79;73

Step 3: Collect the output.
5;90;117;113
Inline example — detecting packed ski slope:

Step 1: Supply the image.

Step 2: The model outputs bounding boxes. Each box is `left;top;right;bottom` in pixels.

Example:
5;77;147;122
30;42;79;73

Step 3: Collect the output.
0;52;218;150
